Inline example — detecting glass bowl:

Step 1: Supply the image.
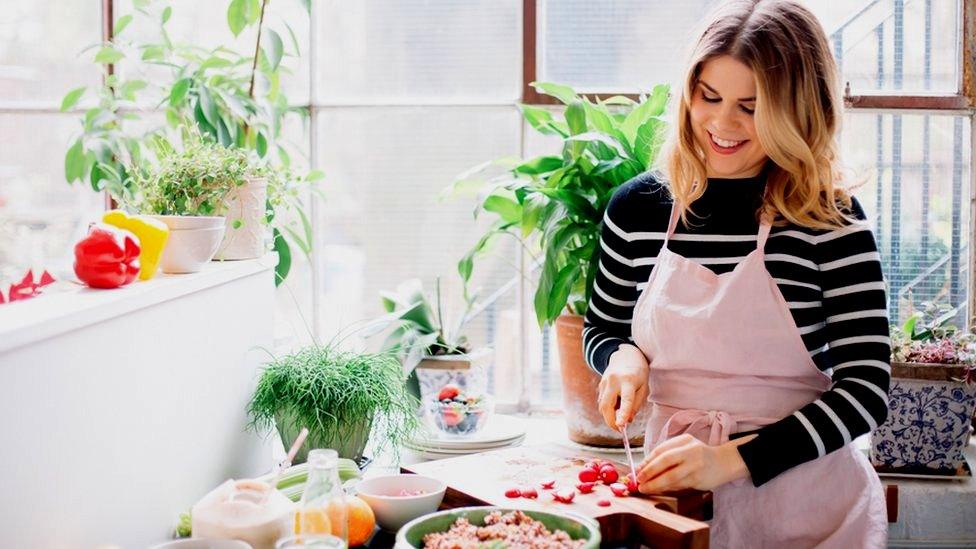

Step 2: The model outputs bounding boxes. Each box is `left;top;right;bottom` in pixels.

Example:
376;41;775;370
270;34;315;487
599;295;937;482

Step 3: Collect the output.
425;392;493;437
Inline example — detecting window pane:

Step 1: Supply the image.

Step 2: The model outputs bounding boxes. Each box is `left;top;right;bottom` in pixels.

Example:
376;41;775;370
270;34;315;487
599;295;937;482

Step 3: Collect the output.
0;3;101;107
539;0;961;95
116;0;310;107
539;0;716;93
315;1;521;104
843;113;971;325
0;115;104;281
315;106;522;402
823;0;961;94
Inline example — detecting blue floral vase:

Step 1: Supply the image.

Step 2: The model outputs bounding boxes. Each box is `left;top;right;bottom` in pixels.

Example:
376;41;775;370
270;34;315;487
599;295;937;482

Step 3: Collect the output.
870;362;976;473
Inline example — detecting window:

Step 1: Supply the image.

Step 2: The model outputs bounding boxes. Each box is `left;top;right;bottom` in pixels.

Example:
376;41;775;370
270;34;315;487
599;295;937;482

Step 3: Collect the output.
4;1;974;412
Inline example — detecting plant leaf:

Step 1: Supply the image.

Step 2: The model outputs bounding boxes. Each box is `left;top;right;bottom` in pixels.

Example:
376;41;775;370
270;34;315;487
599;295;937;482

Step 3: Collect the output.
518;104;566;137
161;6;173;23
60;87;86;112
142;45;166;61
621;84;669;146
634;117;665;169
482;192;521;224
120;79;147;101
515;155;563;175
227;0;248;36
548;263;581;321
64;138;86;182
531;81;578;105
94;46;124;64
114;14;133;35
197;86;220;129
264;29;284;71
169;77;192;107
273;228;291;286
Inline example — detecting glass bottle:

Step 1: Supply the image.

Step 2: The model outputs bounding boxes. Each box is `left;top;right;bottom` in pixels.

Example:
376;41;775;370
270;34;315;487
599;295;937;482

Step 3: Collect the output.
295;448;348;546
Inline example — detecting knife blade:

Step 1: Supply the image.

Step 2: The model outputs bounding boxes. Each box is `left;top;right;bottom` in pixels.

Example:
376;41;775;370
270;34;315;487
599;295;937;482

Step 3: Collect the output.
621;423;638;489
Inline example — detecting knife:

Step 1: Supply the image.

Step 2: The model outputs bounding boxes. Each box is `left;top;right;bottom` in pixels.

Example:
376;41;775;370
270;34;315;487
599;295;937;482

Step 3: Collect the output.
621;423;639;489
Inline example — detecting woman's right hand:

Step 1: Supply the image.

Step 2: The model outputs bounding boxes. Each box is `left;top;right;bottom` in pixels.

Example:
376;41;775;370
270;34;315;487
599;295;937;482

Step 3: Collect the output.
597;344;650;430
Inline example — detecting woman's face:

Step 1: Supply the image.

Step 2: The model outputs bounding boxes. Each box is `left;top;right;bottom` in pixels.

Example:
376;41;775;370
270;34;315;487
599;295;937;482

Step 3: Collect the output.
689;55;769;179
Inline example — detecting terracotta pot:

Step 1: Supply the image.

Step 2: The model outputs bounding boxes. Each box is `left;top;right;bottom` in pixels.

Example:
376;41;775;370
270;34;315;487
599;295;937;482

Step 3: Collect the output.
556;314;644;447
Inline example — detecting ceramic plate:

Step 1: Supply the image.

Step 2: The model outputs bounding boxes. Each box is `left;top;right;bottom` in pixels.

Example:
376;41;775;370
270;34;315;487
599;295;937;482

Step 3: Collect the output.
407;414;527;450
404;435;526;455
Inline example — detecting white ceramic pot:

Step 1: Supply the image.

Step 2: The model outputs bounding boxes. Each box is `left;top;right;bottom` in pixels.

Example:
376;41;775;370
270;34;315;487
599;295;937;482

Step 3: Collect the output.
151;215;227;274
215;177;268;260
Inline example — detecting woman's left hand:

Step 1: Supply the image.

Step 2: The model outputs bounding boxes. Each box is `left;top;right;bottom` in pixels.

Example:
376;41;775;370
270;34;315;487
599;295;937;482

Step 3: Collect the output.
636;433;757;493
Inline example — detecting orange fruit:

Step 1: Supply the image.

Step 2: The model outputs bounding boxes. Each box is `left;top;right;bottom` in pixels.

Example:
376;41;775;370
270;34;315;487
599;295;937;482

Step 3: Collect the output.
328;495;376;547
294;506;332;535
294;496;375;546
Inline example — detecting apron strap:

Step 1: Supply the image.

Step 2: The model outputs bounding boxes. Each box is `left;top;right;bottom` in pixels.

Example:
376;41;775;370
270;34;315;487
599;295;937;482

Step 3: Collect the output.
756;219;772;253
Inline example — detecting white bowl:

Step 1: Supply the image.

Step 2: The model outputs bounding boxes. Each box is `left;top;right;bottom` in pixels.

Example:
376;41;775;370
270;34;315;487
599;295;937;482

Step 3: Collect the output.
355;474;446;532
151;216;227;274
149;539;252;549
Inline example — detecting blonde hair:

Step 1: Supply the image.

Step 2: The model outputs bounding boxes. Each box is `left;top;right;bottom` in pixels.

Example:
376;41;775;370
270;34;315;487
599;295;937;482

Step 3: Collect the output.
662;0;855;230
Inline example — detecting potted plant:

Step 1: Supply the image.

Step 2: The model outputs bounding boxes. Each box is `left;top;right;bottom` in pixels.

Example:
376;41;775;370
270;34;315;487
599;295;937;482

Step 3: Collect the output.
61;0;320;284
248;343;420;464
371;278;491;406
452;82;669;446
131;129;275;272
872;301;976;474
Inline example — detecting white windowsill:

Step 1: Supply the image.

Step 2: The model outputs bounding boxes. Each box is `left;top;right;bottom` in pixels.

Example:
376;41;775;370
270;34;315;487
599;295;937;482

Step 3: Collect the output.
0;254;277;354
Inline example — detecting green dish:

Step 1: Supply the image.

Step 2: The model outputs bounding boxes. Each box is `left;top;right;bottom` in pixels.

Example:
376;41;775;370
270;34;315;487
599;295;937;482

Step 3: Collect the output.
395;506;602;549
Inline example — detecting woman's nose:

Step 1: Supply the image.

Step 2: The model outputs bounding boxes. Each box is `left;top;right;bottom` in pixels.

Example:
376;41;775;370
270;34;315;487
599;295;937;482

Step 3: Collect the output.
711;107;741;133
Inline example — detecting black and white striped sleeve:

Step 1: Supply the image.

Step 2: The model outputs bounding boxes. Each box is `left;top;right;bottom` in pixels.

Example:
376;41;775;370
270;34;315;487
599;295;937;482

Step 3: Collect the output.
582;187;641;375
735;199;890;486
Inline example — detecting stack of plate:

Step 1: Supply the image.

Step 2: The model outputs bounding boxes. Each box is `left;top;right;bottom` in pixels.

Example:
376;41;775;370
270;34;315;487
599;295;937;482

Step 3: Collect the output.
404;414;527;460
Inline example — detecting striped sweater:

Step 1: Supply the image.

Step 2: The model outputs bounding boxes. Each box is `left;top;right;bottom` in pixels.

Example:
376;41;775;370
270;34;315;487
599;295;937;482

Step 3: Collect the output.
583;171;891;487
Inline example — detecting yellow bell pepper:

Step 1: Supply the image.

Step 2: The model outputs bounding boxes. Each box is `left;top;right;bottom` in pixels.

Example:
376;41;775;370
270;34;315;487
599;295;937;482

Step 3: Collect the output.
102;210;170;280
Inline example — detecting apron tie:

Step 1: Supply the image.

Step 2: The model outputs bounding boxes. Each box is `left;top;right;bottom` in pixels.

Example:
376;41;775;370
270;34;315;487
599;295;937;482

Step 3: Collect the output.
657;408;737;446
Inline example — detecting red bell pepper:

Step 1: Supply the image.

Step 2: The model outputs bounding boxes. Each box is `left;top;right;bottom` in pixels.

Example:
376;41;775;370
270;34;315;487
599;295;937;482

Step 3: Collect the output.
73;224;141;289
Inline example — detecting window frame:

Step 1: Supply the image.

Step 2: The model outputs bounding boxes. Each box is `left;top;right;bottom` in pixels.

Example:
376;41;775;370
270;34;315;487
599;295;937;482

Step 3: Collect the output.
521;0;976;109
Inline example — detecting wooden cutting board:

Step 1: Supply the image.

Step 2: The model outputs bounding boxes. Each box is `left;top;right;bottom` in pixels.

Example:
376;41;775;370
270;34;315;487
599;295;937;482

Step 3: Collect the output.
403;444;710;548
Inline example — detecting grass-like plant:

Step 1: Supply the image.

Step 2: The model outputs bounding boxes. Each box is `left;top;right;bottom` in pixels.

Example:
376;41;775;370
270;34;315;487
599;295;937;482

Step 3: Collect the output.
247;343;421;462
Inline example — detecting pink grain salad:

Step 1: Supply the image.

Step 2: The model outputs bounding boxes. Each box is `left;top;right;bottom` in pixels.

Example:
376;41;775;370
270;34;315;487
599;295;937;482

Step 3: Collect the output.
422;510;585;549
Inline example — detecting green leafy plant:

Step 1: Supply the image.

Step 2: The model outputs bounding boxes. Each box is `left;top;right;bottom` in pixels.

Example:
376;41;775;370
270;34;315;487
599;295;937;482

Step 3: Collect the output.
61;0;321;283
891;301;976;379
452;82;670;326
133;128;273;217
248;343;421;462
371;278;476;374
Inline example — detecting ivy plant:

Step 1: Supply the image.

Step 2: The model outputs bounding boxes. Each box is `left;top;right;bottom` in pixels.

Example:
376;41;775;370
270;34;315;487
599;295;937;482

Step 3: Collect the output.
61;0;319;284
453;82;670;326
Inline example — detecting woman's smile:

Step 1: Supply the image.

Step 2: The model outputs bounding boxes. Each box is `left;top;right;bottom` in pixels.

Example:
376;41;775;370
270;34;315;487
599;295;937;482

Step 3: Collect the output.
706;130;748;155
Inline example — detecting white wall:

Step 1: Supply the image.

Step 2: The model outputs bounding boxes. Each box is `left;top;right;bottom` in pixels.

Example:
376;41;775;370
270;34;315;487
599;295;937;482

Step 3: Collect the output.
0;261;278;548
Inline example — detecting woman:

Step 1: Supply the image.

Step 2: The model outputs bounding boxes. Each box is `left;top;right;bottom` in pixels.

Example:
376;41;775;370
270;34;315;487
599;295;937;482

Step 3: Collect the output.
586;1;889;547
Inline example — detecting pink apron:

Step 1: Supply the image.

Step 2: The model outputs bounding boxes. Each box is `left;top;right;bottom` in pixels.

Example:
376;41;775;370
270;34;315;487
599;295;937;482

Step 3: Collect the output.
631;201;887;548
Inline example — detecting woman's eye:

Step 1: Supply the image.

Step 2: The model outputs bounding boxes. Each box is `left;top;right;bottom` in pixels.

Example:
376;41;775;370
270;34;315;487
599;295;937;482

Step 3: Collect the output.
740;105;755;115
702;94;721;103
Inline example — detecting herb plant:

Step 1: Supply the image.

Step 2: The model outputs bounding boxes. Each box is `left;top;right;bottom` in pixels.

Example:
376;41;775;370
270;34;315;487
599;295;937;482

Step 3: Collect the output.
453;82;669;326
134;129;271;217
248;344;421;461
